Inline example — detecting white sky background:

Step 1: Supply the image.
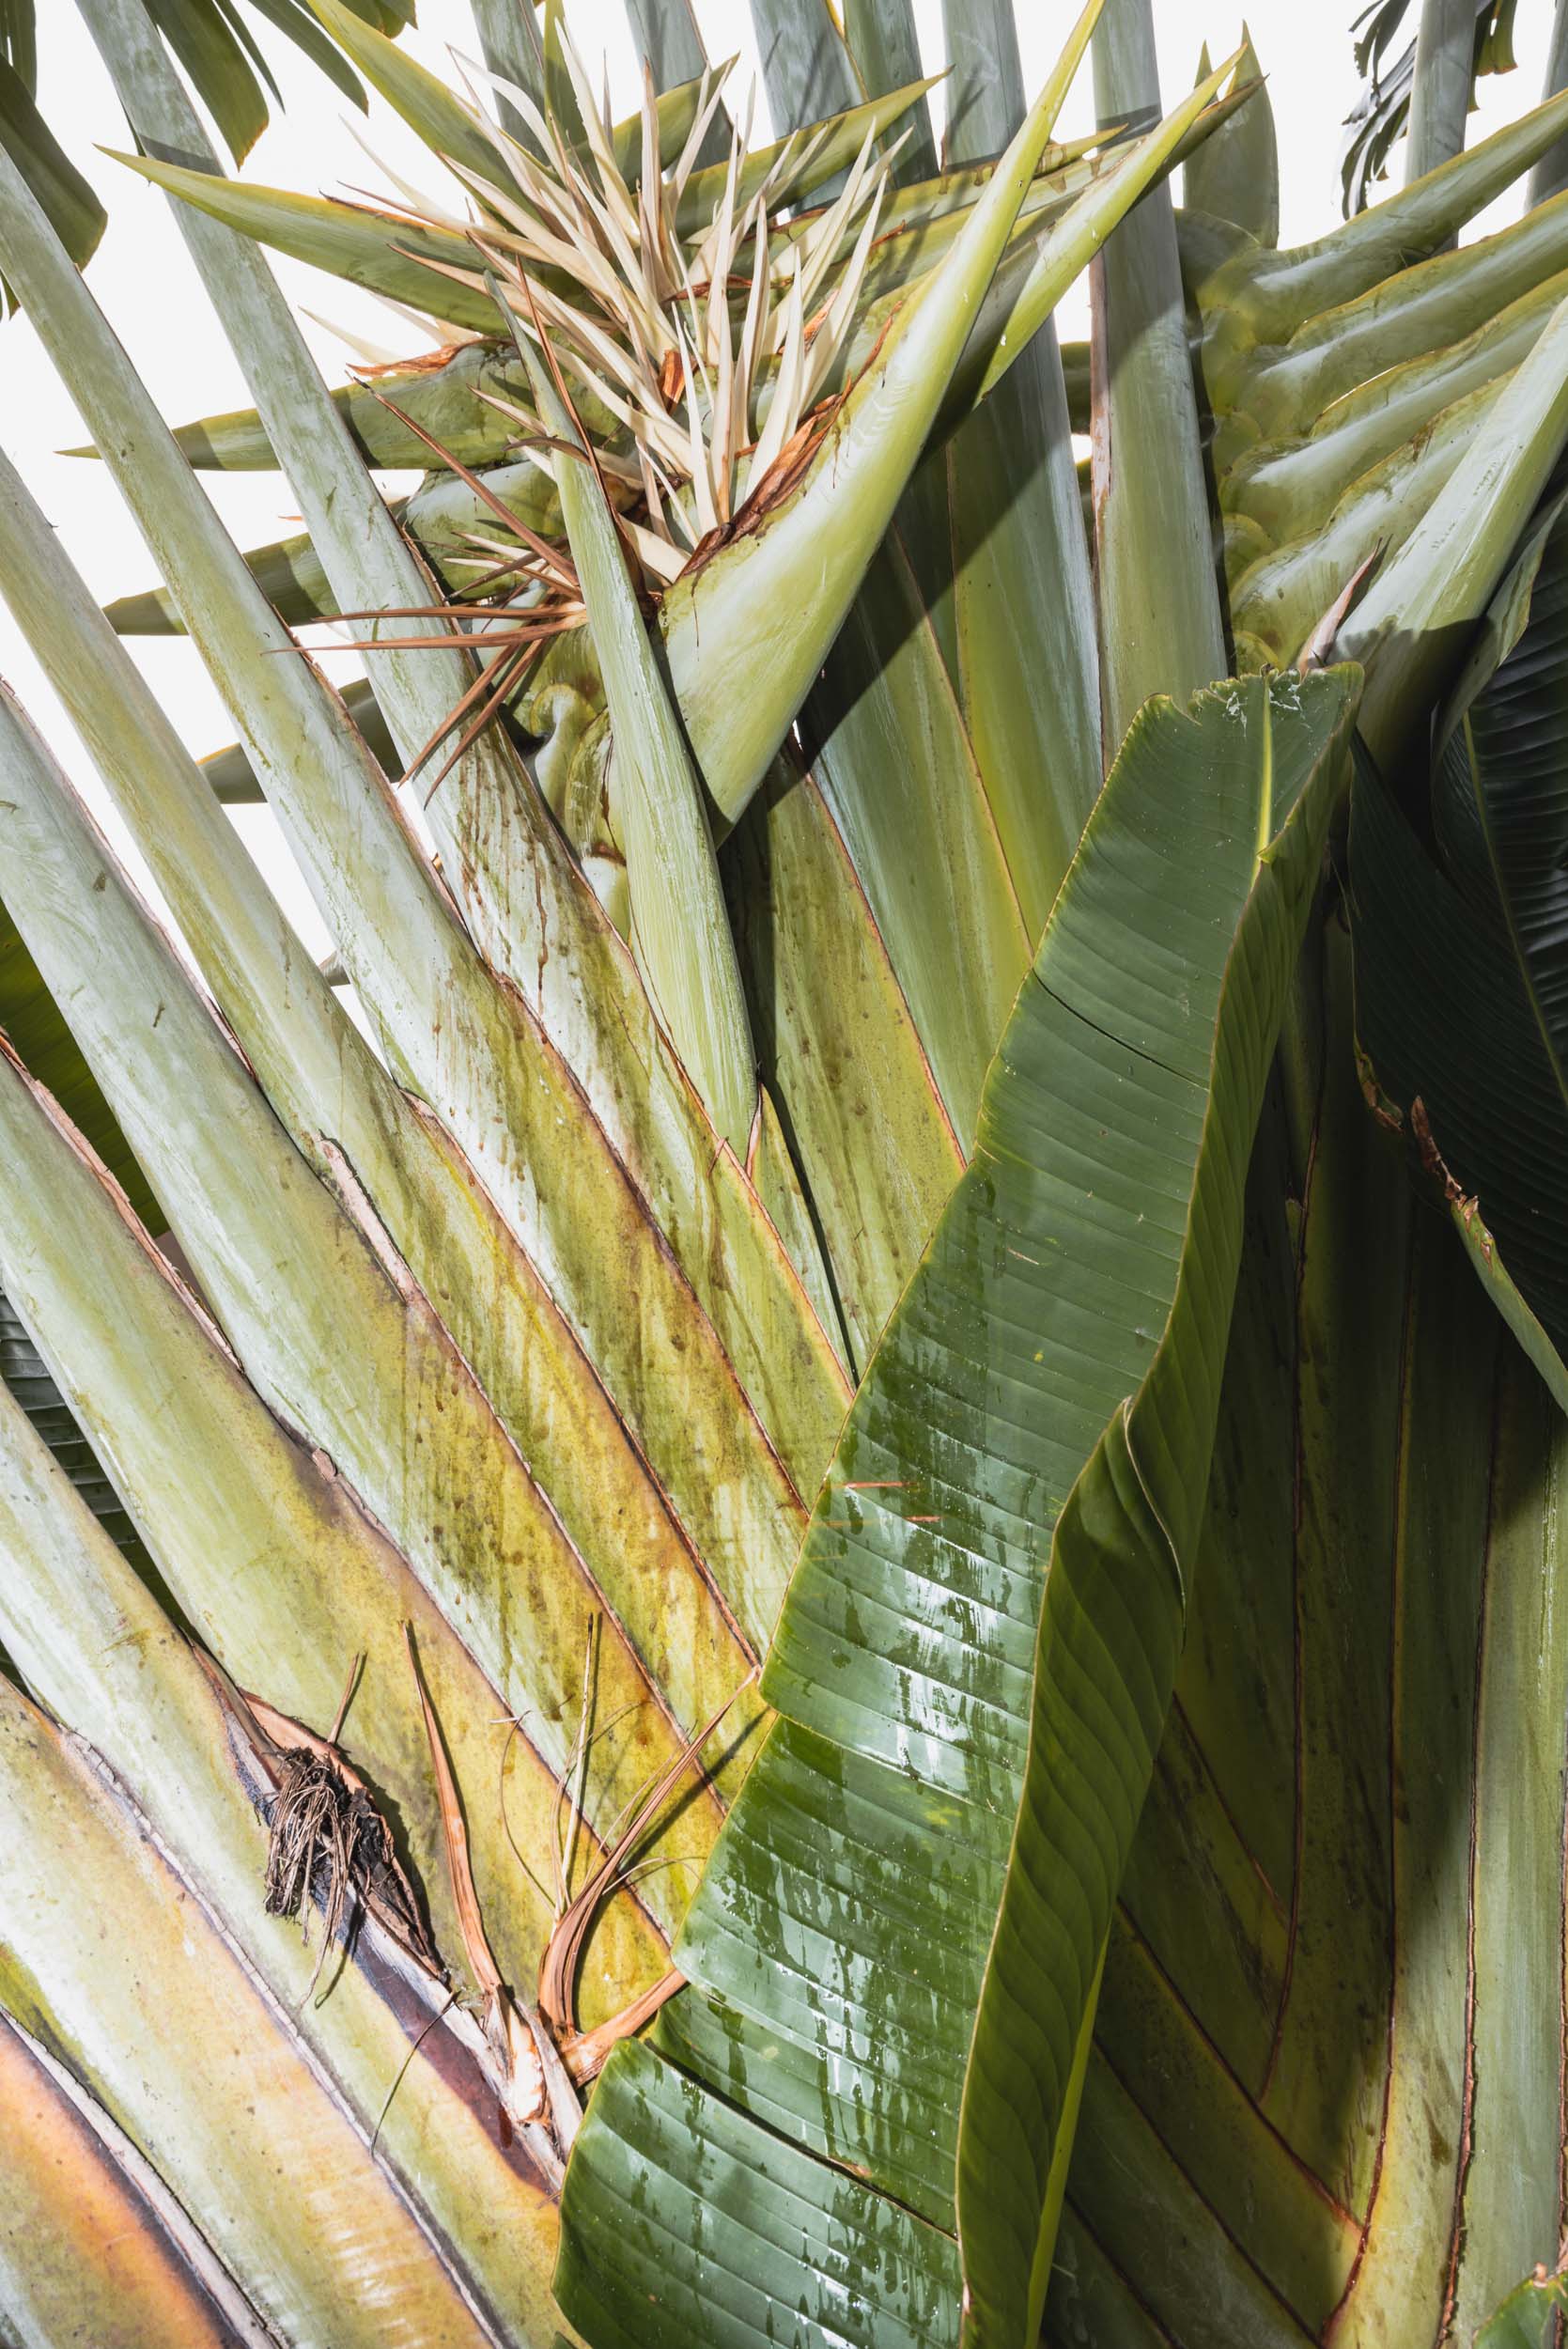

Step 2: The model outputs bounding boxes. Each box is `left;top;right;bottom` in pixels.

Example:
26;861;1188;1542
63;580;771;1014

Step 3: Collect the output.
1;0;1560;967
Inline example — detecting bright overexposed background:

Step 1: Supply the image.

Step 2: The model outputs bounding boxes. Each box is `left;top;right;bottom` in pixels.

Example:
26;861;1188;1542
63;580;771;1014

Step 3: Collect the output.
1;0;1560;964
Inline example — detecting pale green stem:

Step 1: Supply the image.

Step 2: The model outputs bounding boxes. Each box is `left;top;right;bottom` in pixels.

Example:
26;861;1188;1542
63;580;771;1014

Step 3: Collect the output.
469;0;543;142
1090;0;1227;751
78;0;482;785
621;0;731;166
1406;0;1476;188
939;0;1101;928
747;0;860;200
1530;0;1568;208
843;0;938;182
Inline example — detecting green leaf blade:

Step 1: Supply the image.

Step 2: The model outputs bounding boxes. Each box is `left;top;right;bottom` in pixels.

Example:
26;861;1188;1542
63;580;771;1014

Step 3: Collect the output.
556;669;1358;2349
0;53;103;295
558;2039;960;2349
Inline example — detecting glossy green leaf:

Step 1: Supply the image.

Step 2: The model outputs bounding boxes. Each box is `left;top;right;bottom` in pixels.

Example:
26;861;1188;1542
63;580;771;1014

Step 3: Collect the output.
556;668;1358;2349
0;53;103;301
956;672;1357;2347
1478;2263;1568;2349
562;2037;959;2349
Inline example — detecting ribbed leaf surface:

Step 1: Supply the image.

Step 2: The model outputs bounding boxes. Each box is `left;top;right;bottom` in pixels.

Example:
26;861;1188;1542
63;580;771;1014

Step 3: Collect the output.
556;669;1358;2349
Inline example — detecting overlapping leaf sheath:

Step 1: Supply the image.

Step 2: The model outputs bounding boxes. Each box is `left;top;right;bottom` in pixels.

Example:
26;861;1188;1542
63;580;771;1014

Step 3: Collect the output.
0;1359;578;2342
1052;921;1568;2346
1185;83;1568;672
0;1668;555;2349
554;670;1358;2349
